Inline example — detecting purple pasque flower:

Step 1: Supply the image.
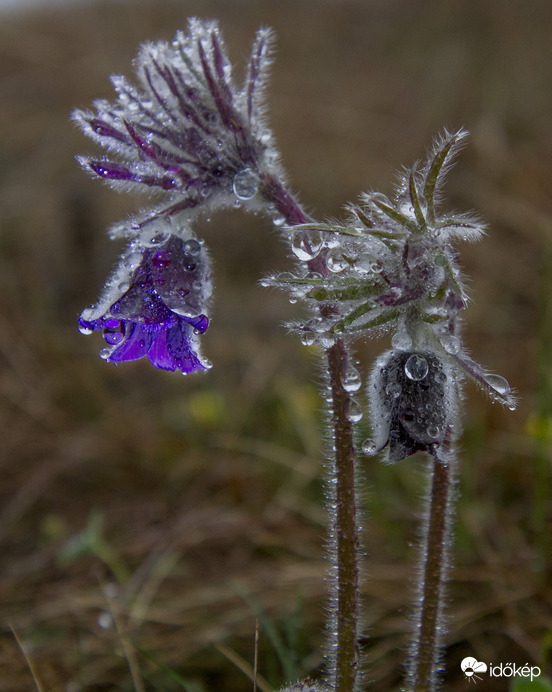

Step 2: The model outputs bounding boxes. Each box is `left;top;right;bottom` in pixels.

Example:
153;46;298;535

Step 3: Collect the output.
72;18;279;214
79;219;212;374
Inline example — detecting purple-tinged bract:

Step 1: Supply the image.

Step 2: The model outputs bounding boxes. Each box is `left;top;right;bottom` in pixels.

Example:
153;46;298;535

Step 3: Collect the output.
79;226;212;374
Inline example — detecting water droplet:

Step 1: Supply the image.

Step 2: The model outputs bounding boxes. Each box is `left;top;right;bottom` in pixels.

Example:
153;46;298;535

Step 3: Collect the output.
301;331;316;346
427;425;440;438
139;227;169;247
342;365;361;393
370;260;383;273
272;216;285;227
183;239;201;255
354;254;373;274
405;354;429;380
103;325;125;345
78;322;93;335
486;374;511;396
441;335;461;354
182;256;197;271
319;333;335;348
291;231;323;261
391;331;413;351
361;439;377;456
347;399;363;423
99;348;111;360
233;168;259;200
327;250;348;273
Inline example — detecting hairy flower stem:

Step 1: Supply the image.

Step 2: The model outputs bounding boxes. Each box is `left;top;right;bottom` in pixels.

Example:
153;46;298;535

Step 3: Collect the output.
408;457;455;692
327;339;360;692
262;175;361;691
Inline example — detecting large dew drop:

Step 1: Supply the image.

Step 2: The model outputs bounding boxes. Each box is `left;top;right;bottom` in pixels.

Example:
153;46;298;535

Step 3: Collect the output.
404;354;429;381
342;365;362;393
486;374;511;396
347;399;363;423
292;231;323;261
233;168;259;200
326;250;348;273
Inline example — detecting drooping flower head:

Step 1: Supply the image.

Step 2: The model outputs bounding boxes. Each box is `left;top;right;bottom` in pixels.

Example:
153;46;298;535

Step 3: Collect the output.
73;18;280;217
79;218;212;374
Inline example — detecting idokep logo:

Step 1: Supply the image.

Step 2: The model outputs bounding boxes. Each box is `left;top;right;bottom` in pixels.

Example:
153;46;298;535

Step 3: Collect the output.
461;658;487;683
460;656;542;684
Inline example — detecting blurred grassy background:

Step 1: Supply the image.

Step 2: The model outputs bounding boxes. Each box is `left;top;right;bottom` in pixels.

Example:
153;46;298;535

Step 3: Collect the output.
0;0;551;690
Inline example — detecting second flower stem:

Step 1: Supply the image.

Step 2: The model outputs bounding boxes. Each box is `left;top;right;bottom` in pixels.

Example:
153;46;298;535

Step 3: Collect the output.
327;338;360;692
409;456;455;692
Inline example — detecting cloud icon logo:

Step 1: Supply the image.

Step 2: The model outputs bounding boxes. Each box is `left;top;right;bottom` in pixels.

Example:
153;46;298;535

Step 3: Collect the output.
461;657;488;682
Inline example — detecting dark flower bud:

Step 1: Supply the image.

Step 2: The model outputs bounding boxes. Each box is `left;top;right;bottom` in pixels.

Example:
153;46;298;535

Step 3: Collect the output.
367;349;457;463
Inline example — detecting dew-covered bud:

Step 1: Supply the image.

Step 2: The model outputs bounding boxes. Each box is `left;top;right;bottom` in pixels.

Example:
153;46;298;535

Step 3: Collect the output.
367;349;457;463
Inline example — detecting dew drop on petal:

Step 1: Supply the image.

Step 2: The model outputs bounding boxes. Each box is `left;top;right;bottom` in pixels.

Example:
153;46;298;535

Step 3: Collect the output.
300;331;316;346
99;348;111;360
233;168;259;200
405;354;429;380
78;323;93;335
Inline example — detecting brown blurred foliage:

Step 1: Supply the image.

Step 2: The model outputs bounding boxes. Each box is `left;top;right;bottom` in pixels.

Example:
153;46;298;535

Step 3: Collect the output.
0;0;551;690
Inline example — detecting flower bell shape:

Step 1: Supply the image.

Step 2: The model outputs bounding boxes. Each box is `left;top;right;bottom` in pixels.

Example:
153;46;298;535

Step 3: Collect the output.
367;349;458;463
79;221;212;374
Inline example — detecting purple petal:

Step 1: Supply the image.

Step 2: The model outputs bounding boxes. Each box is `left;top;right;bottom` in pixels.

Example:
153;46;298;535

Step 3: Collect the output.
107;322;153;361
147;318;206;373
